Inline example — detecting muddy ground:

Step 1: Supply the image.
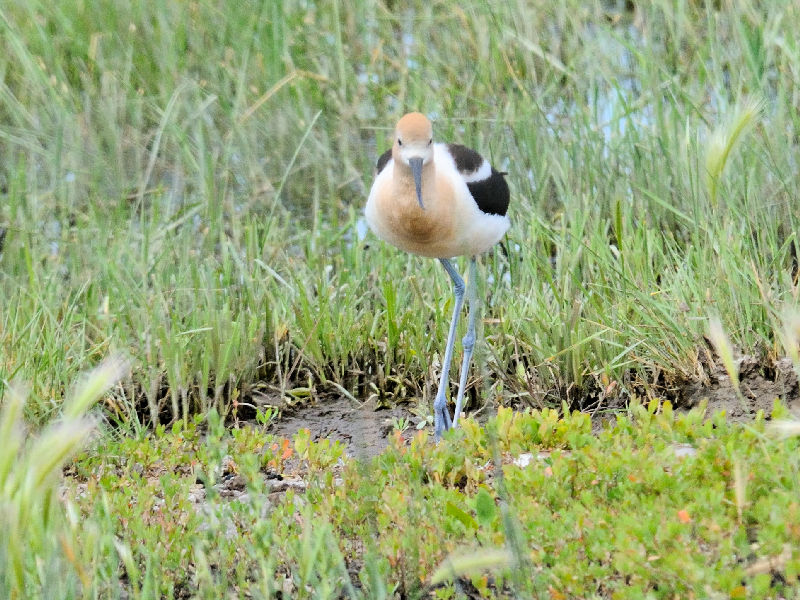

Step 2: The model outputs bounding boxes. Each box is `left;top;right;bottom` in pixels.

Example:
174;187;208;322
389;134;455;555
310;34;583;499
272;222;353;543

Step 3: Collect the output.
680;356;798;419
266;394;417;459
267;357;800;458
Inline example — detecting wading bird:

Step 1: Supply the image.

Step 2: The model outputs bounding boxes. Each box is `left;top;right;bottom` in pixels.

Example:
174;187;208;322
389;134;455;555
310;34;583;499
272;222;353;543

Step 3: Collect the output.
365;112;510;439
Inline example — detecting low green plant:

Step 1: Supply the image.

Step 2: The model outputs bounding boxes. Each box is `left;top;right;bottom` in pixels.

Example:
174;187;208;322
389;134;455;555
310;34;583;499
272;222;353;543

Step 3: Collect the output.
56;402;800;598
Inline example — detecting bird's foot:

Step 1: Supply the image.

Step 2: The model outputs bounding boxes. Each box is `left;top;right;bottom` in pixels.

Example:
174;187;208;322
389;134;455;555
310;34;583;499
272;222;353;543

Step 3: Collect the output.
433;395;452;441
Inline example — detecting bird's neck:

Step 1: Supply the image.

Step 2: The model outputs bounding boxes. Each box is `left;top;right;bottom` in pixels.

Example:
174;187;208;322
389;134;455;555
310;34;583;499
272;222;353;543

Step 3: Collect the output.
393;161;436;207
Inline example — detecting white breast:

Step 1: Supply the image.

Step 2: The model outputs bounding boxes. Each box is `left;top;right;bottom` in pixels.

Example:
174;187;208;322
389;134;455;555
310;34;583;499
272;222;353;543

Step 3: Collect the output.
364;157;394;242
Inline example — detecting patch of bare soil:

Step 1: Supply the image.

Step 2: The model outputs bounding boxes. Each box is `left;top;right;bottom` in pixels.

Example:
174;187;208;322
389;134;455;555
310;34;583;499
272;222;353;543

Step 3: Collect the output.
261;357;800;453
267;395;418;459
679;356;799;419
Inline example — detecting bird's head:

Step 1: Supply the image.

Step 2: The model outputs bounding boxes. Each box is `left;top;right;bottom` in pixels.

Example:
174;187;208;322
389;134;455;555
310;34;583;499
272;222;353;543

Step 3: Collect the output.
393;112;433;209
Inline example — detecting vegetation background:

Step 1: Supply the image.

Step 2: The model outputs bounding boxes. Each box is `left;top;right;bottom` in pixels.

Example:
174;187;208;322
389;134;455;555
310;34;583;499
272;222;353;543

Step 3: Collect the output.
1;0;799;598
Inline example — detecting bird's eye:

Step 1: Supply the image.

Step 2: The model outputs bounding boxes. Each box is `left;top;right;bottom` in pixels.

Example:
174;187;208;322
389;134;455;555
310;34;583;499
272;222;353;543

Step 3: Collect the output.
428;138;432;145
398;139;403;146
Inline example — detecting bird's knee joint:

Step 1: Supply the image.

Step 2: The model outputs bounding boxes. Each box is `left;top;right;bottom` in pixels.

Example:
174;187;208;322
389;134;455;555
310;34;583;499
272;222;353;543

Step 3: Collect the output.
462;333;475;351
453;282;465;298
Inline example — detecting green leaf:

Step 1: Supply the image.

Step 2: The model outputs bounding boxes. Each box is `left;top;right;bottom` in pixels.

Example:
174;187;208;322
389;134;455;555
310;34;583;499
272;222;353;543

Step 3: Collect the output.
474;488;496;526
446;501;477;530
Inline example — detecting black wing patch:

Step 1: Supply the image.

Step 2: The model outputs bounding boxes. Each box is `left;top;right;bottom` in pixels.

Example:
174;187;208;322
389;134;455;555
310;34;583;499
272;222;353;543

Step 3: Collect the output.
376;148;392;173
467;169;510;216
448;144;509;216
447;143;484;173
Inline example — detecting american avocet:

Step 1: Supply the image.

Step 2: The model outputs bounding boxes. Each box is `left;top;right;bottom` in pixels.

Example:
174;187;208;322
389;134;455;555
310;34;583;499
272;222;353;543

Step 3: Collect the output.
365;112;510;440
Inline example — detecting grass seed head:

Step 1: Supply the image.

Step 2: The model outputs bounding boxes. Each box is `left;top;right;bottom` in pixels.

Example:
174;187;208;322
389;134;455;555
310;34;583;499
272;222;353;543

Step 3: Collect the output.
780;310;800;381
430;548;514;586
707;316;739;393
705;98;764;207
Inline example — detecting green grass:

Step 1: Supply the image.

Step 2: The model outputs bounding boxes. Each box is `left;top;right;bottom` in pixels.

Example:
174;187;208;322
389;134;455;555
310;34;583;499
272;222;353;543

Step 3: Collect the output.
1;0;797;421
1;0;800;597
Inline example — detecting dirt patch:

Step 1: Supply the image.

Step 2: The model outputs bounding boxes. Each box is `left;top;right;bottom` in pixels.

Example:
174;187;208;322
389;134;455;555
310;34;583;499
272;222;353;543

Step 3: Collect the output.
679;356;799;419
260;352;800;458
262;357;800;452
267;395;418;459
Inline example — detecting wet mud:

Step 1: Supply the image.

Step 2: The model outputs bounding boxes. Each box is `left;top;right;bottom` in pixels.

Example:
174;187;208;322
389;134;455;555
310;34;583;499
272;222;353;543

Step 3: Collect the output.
264;356;800;457
267;395;418;459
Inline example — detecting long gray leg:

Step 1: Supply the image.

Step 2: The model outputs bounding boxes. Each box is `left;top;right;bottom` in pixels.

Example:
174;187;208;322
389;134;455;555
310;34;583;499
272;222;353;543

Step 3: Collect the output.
433;258;465;440
453;257;478;427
